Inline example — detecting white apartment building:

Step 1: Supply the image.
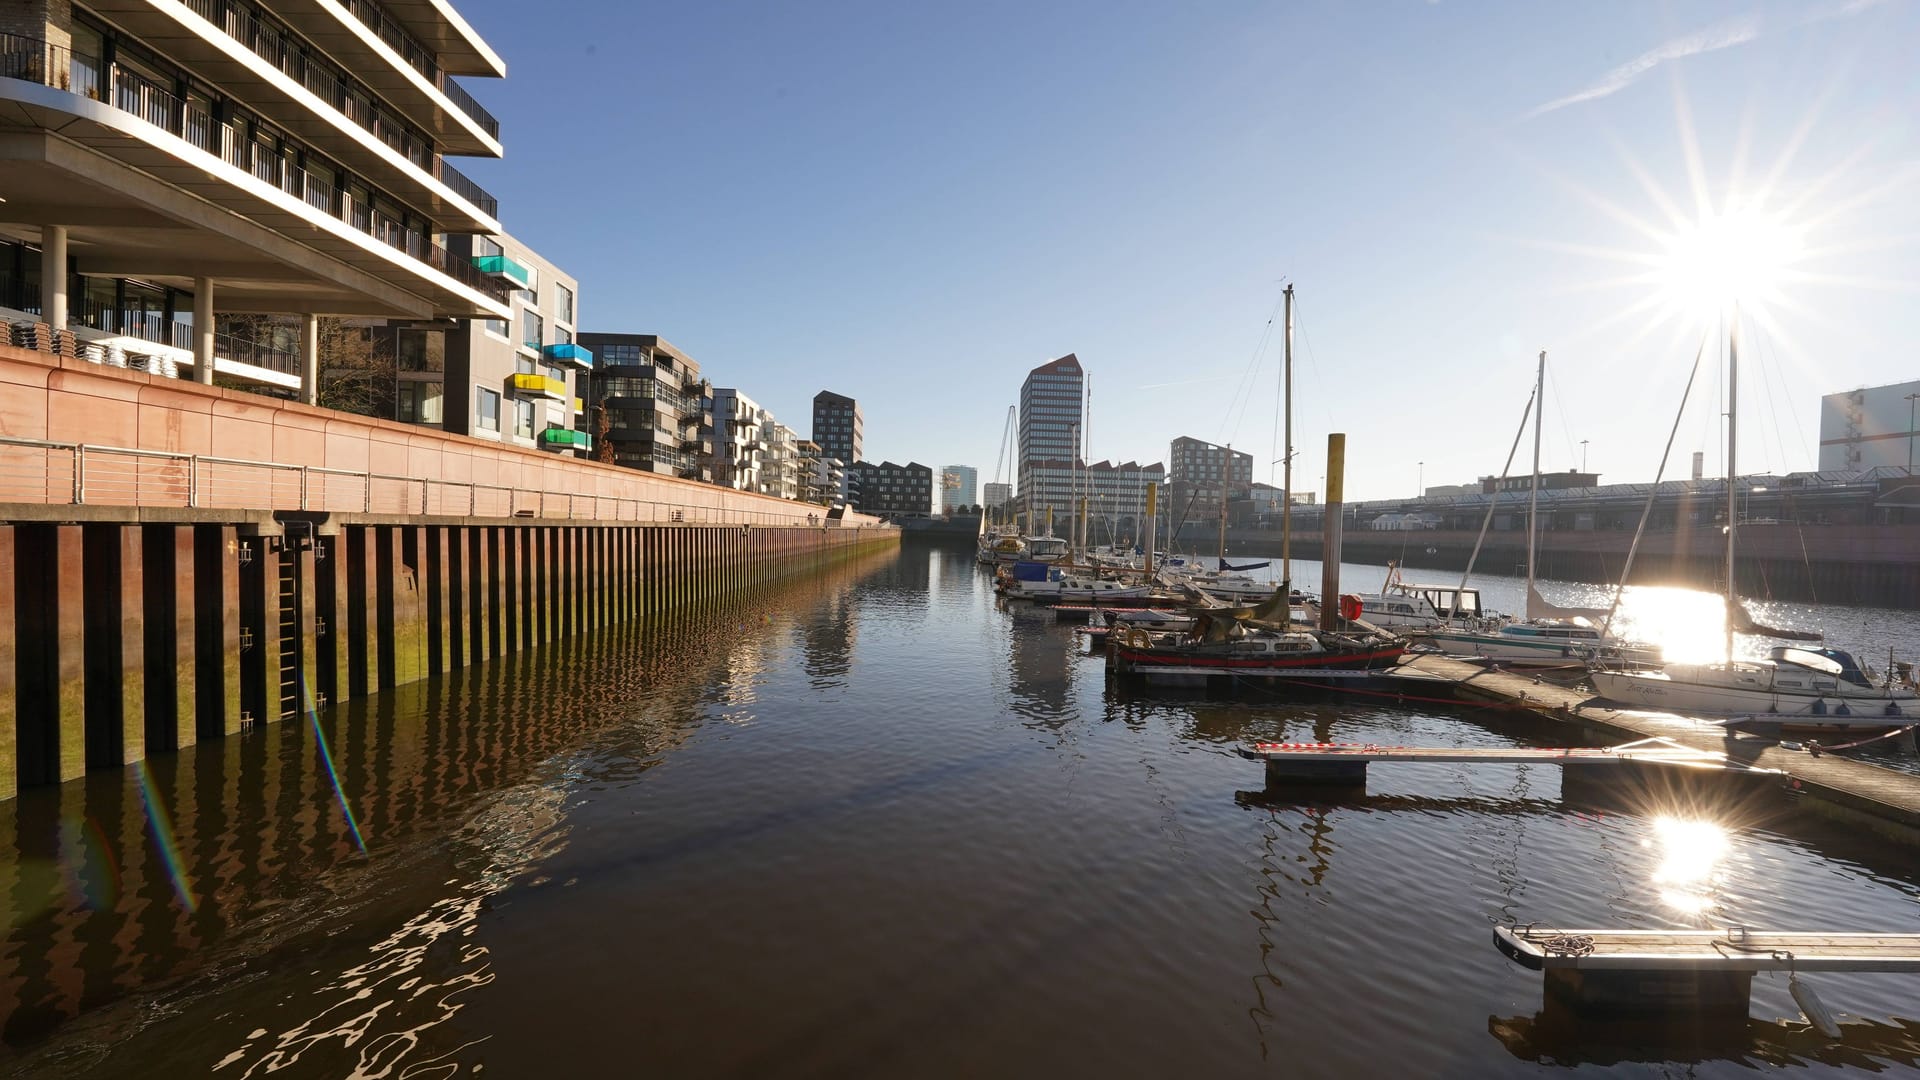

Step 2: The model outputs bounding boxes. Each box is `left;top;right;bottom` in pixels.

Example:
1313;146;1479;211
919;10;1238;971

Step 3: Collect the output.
1;0;512;400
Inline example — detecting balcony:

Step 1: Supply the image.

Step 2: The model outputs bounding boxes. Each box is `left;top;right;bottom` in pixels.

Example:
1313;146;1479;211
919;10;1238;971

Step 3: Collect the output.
508;372;564;401
0;35;510;315
681;438;713;456
541;342;594;369
572;397;584;413
539;428;591;452
472;254;530;286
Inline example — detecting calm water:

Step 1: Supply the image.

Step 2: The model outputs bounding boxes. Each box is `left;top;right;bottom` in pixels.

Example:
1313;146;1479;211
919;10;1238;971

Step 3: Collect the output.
5;542;1920;1077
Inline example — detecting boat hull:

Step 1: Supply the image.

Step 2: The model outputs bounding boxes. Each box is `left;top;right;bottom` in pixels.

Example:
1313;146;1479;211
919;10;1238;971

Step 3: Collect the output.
1589;669;1920;729
1425;629;1660;668
1110;643;1408;686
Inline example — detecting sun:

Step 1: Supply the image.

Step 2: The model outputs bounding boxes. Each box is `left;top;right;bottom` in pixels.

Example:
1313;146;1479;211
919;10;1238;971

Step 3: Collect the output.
1653;202;1805;321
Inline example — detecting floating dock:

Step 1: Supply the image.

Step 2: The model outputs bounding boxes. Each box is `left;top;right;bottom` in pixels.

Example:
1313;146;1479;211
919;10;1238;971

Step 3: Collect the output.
1495;924;1920;1018
1391;653;1920;842
1241;736;1745;785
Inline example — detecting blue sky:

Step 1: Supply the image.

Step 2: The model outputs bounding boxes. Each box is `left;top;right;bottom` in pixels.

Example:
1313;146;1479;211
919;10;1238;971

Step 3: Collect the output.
458;0;1920;500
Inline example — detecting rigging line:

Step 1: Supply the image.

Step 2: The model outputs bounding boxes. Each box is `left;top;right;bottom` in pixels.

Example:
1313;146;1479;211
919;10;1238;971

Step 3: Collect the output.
1458;379;1539;594
1219;290;1287;449
1546;363;1580;473
1601;334;1710;636
1290;296;1335;434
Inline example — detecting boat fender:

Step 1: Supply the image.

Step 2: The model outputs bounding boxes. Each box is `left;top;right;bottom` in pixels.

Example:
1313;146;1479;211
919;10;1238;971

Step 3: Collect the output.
1835;703;1851;717
1811;700;1827;716
1888;702;1902;717
1790;973;1842;1039
1338;594;1363;622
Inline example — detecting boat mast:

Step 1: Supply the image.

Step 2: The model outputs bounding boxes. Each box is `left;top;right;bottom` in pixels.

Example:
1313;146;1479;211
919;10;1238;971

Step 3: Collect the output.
1281;285;1294;593
1527;351;1544;603
1725;310;1740;662
1218;443;1231;567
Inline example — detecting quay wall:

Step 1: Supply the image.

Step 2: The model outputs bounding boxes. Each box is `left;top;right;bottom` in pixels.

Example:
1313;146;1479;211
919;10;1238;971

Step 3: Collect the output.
1196;524;1920;609
0;347;899;800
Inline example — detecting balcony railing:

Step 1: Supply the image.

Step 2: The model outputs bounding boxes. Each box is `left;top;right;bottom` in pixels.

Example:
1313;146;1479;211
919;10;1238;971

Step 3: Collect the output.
0;34;509;306
174;0;498;219
434;75;499;140
325;0;501;140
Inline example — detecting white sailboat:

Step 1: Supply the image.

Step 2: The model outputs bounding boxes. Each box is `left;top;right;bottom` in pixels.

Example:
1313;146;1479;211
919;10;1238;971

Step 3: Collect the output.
1588;317;1920;729
1424;352;1662;667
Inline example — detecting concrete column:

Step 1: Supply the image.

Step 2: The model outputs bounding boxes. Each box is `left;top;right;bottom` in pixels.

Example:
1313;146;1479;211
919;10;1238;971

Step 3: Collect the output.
301;313;319;406
40;225;67;330
193;277;214;384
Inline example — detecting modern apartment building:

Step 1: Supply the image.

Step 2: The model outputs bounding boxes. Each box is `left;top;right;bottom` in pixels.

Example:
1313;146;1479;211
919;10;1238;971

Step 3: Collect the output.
1017;353;1083;522
761;420;801;501
363;231;588;453
711;387;770;493
812;390;862;467
848;460;932;517
983;482;1011;510
797;439;843;505
941;464;977;512
1166;436;1252;525
577;333;713;480
0;0;513;399
1020;458;1163;538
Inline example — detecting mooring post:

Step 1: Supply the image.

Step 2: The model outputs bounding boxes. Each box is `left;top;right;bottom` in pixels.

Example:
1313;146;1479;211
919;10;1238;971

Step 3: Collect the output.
1320;433;1346;630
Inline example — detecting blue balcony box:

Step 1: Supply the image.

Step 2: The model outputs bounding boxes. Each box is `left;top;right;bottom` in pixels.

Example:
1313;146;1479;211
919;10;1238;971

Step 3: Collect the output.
541;342;594;369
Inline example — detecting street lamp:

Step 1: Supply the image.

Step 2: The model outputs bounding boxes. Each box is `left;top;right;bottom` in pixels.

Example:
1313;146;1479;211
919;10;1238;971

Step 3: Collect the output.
1417;460;1424;498
1581;439;1589;473
1907;392;1919;475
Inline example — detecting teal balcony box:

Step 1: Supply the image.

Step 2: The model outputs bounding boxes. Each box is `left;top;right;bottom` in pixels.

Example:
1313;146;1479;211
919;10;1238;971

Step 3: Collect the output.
471;254;531;286
540;428;592;451
542;342;594;369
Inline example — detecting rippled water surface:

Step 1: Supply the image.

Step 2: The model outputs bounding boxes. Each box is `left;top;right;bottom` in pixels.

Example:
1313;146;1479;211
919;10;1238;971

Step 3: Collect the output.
6;542;1920;1077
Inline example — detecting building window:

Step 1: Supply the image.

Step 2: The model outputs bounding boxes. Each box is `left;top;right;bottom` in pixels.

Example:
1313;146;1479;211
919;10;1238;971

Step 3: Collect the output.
399;381;443;424
482;317;507;338
514;399;535;439
523;310;543;349
555;284;574;325
476;387;500;432
396;329;444;372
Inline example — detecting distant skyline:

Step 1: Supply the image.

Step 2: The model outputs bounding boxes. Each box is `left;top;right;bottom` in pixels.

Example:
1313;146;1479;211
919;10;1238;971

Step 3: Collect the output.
457;0;1920;500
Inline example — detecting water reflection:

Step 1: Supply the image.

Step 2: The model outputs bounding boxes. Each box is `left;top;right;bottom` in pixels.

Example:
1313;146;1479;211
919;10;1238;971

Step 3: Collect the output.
0;549;896;1073
1649;816;1731;916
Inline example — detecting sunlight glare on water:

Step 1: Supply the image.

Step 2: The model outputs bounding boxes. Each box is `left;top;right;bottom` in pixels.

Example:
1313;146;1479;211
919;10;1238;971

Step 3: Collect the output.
1647;816;1731;916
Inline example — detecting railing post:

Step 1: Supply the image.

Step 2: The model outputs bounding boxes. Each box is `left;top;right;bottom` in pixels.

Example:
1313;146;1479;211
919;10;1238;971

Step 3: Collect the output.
189;455;199;508
72;445;84;504
364;475;371;513
300;465;310;510
420;477;429;515
469;483;476;517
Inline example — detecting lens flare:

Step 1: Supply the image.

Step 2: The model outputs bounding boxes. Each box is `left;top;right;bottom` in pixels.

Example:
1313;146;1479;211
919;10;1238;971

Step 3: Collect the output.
60;815;120;910
1656;203;1804;317
305;679;367;855
136;761;197;913
1647;815;1729;915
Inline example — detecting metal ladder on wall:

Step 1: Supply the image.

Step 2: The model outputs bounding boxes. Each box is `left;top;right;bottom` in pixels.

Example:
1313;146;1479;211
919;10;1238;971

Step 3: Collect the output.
276;542;301;721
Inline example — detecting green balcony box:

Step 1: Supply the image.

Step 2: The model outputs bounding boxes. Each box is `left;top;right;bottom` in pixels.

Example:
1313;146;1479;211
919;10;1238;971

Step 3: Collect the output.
472;254;531;287
540;428;592;451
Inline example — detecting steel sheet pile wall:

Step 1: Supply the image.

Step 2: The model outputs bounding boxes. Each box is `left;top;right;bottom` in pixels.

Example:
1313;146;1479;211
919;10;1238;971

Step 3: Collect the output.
0;520;893;800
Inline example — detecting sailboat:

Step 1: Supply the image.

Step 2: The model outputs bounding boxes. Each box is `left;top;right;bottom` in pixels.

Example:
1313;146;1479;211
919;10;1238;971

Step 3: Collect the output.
978;405;1026;565
1109;285;1407;686
1423;352;1662;668
1587;317;1920;729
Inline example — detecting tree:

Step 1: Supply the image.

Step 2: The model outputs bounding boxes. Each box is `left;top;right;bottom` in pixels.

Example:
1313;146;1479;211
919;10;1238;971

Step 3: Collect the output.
315;319;396;418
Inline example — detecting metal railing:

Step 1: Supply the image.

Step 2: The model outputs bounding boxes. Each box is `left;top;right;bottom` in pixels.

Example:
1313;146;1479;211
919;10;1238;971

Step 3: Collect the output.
0;436;888;528
175;0;498;217
326;0;500;139
0;33;509;305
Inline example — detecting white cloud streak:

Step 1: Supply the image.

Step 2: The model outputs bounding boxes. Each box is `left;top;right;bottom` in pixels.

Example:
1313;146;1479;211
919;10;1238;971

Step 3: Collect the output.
1526;17;1759;120
1524;0;1891;121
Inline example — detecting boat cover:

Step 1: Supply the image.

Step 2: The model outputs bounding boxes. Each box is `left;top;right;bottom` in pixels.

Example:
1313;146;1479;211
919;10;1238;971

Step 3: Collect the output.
1010;561;1051;582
